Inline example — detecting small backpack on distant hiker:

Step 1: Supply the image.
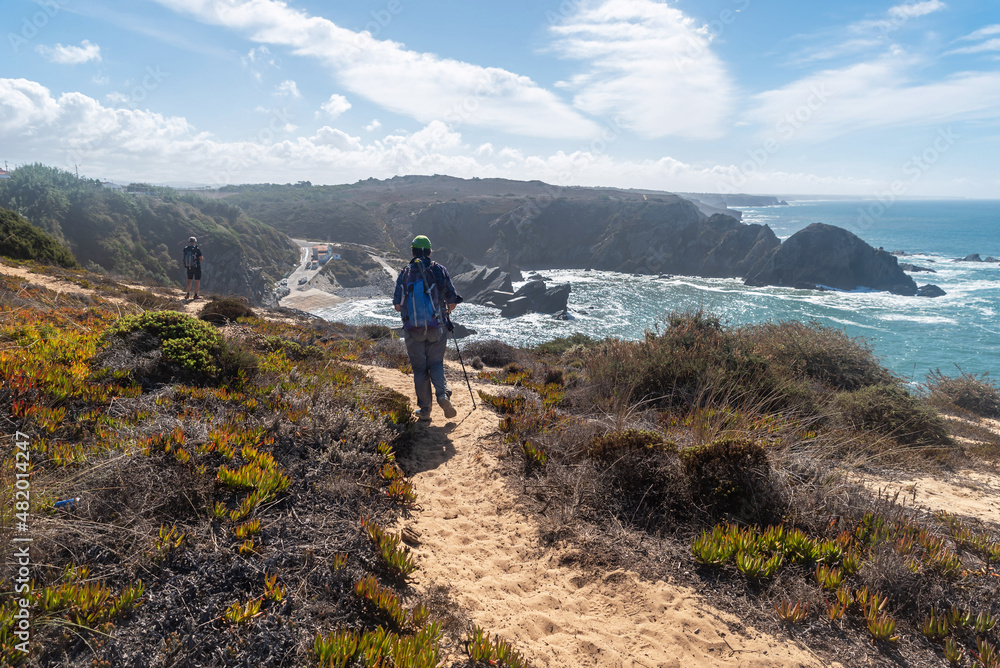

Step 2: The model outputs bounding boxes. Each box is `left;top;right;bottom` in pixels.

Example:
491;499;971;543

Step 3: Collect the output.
402;259;442;332
183;244;201;269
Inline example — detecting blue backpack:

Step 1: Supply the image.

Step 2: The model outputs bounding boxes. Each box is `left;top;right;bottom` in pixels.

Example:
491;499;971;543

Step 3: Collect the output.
403;260;441;331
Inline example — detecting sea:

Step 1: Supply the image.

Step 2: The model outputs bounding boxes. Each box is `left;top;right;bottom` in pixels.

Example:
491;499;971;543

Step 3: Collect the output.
314;199;1000;382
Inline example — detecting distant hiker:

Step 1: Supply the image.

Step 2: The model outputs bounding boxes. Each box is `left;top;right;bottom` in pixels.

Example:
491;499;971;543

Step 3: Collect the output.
183;236;204;300
393;235;462;422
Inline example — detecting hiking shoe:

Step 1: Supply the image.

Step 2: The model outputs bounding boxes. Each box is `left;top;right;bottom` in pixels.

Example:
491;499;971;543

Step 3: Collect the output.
414;407;432;422
192;294;201;300
437;395;457;419
184;292;190;300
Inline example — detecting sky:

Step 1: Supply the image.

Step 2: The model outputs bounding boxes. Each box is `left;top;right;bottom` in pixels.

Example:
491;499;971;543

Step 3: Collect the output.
2;0;999;197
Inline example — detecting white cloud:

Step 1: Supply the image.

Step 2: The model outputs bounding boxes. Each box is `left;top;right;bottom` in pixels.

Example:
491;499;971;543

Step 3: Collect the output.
244;45;275;64
790;1;947;64
312;126;362;151
275;80;301;98
3;77;990;196
960;25;1000;41
745;55;1000;142
153;0;598;139
365;119;382;132
548;0;733;139
320;94;351;118
947;38;1000;55
36;40;102;65
242;45;277;81
887;1;946;21
405;120;464;152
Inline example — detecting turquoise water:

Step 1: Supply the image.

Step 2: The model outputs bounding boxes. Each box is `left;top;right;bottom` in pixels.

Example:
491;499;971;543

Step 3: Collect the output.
316;199;1000;381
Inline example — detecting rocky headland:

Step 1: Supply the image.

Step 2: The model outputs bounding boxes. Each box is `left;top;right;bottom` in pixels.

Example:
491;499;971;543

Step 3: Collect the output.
744;223;923;295
220;175;948;309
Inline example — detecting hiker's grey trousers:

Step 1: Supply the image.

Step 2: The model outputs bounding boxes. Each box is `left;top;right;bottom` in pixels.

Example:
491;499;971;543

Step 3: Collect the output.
404;327;449;410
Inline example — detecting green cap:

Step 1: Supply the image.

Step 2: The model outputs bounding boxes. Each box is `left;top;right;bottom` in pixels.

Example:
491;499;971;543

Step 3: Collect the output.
411;235;432;250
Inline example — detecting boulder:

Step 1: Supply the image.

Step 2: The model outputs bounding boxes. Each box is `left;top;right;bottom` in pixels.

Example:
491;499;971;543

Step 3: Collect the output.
451;266;514;306
538;283;571;313
955;254;983;262
483;290;514;308
499;280;571;318
449;322;477;338
916;284;947;298
899;263;937;273
744;223;918;296
500;296;532;318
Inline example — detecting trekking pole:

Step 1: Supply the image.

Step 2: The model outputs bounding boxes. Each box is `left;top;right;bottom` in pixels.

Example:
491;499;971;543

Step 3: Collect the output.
449;321;476;410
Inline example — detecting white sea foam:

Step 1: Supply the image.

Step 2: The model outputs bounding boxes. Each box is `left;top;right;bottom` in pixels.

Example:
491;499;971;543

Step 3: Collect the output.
879;314;958;325
317;200;1000;377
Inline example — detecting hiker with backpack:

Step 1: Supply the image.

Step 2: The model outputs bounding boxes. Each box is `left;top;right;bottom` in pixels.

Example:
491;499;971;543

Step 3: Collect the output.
393;235;462;422
183;236;204;300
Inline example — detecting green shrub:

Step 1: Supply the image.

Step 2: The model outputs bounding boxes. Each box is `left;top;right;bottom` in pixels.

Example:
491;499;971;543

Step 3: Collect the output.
120;288;178;310
584;311;776;409
533;333;597;356
587;429;666;460
217;341;260;380
106;311;221;374
681;438;771;519
261;335;324;361
102;310;258;384
463;340;518;368
599;437;687;530
361;386;412;425
834;383;951;446
198;296;256;324
745;320;894;391
357;323;395;340
0;206;78;267
583;311;901;418
925;367;1000;418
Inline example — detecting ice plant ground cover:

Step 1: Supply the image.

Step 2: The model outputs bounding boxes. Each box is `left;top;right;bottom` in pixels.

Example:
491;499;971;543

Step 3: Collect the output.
0;268;466;666
2;262;1000;666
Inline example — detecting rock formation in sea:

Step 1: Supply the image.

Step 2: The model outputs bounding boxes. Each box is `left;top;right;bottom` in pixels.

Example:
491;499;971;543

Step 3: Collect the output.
450;266;514;306
900;263;937;273
953;254;1000;263
499;279;570;318
916;284;947;298
743;223;920;296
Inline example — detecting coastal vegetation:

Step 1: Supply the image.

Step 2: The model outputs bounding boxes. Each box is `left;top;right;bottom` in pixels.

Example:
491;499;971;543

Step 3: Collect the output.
0;164;298;299
471;313;1000;667
0;253;998;665
0;208;78;269
218;182;394;251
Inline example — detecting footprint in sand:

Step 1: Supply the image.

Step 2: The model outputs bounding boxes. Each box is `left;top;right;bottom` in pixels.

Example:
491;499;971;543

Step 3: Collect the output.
362;362;838;668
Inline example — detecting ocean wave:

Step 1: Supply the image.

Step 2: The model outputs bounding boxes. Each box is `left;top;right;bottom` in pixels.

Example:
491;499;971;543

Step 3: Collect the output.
879;313;958;325
822;317;893;333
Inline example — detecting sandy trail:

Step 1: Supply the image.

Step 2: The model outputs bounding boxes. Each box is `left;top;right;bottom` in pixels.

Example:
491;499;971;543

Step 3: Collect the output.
860;468;1000;525
362;362;833;668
